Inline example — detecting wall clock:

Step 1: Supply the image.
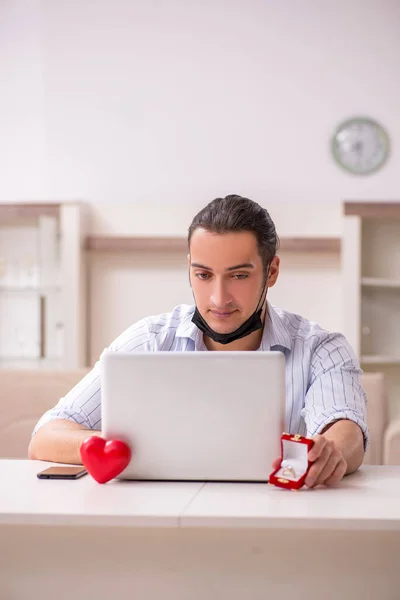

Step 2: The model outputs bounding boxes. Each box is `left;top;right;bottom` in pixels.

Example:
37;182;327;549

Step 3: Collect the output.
331;116;390;175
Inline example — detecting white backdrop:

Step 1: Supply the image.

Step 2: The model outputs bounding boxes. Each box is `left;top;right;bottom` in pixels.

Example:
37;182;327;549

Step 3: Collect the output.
1;0;399;362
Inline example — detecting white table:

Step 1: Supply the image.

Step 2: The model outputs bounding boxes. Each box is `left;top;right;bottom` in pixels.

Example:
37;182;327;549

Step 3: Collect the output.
1;461;400;600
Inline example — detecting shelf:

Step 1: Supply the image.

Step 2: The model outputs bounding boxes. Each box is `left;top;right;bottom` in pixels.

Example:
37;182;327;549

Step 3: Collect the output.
278;238;341;253
0;358;64;370
0;202;87;368
86;236;187;252
0;203;60;223
361;356;400;365
0;286;61;293
361;277;400;289
344;202;400;219
85;235;342;254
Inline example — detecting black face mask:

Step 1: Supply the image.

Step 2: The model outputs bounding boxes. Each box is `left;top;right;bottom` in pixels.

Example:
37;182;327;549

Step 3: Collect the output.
191;277;269;346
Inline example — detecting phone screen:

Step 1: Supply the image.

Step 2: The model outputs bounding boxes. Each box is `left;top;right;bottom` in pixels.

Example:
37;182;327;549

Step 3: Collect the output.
37;466;87;480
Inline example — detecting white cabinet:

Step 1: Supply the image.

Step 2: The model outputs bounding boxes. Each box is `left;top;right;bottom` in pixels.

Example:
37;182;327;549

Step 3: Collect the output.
343;202;400;422
0;203;88;369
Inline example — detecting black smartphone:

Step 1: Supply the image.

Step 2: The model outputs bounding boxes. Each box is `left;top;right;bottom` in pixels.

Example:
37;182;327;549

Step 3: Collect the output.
37;466;88;480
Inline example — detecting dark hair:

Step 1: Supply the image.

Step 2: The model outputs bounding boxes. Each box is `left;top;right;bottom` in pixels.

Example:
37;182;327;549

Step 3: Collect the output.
188;194;279;276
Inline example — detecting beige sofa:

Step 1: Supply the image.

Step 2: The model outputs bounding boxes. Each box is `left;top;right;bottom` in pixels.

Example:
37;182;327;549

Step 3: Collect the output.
362;372;387;465
0;369;89;459
383;420;400;465
0;369;397;464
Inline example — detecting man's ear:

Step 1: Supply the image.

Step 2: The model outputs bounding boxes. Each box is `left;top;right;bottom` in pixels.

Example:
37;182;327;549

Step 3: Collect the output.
267;255;280;288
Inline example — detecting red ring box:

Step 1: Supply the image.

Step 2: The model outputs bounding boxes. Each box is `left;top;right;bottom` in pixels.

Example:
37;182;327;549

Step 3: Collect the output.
269;433;314;490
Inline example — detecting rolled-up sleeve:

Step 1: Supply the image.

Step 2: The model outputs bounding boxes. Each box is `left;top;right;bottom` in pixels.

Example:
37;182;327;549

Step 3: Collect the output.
301;333;369;448
32;363;102;435
32;318;152;435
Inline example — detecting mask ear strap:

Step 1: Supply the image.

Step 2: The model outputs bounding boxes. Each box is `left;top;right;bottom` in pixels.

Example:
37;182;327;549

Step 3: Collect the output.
255;264;271;313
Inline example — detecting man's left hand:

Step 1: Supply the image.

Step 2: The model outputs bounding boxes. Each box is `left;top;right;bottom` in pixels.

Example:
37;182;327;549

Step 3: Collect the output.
305;434;347;488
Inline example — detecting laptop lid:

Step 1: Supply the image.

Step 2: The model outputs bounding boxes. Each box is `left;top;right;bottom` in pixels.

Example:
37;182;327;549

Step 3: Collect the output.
101;350;285;482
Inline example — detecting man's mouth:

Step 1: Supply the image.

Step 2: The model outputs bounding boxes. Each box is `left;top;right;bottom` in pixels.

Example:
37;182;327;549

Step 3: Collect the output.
210;309;237;319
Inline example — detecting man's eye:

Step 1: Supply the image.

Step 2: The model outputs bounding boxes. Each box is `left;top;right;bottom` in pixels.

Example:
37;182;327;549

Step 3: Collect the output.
196;272;210;280
233;273;248;280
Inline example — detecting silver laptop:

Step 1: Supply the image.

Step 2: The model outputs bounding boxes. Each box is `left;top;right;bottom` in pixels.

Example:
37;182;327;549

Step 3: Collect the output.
100;350;286;482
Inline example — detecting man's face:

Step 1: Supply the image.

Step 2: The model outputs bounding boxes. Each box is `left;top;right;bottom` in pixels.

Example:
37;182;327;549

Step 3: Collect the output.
189;228;279;334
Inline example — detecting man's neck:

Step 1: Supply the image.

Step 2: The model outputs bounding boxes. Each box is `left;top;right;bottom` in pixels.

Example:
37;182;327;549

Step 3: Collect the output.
203;321;265;352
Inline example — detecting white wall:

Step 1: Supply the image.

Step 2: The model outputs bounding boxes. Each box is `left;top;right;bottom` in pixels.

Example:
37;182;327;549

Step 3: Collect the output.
0;0;45;199
2;0;400;212
1;0;400;360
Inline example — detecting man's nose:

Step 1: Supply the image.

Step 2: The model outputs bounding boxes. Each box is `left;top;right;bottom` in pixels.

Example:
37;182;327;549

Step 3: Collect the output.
210;279;232;308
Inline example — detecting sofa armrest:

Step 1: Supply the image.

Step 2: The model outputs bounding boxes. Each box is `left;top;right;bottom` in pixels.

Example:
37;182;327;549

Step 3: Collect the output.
0;369;89;458
360;372;387;465
383;419;400;465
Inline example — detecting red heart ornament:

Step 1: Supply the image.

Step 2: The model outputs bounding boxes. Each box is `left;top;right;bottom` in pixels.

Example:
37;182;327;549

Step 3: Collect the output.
80;436;132;484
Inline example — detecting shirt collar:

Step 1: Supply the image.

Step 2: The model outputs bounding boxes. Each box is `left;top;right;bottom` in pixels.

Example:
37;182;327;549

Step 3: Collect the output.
260;302;292;351
176;303;292;352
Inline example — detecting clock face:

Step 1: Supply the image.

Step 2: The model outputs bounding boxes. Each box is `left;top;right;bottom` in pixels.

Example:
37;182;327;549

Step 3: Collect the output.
331;117;390;175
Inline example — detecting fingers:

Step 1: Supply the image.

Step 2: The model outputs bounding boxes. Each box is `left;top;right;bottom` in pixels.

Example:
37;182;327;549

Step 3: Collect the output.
324;460;347;487
307;434;327;462
314;451;342;487
305;443;331;488
306;435;347;488
271;457;281;470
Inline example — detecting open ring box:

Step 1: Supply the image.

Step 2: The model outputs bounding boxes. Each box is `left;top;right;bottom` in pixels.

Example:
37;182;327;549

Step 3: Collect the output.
269;433;314;490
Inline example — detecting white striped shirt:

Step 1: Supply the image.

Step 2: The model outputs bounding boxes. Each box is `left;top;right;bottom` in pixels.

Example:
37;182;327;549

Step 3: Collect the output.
33;303;368;445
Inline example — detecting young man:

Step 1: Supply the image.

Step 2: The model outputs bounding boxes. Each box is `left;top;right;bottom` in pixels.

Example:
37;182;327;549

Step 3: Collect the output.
29;195;367;487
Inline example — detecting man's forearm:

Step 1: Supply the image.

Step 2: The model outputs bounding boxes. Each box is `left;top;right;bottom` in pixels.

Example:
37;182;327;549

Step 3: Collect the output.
322;419;365;474
28;419;101;465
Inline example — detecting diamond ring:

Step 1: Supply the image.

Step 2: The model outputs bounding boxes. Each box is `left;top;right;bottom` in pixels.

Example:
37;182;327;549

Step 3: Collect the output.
281;465;296;479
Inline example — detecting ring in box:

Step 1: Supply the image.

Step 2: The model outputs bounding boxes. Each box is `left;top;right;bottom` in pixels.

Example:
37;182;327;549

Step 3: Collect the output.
269;433;314;490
